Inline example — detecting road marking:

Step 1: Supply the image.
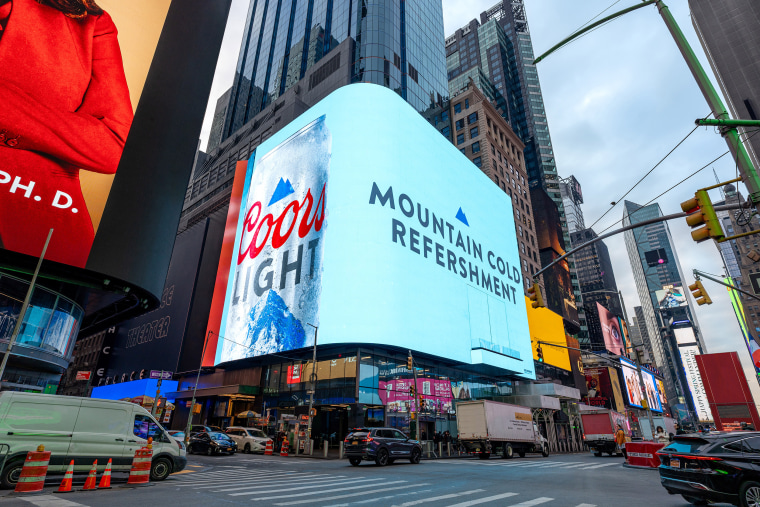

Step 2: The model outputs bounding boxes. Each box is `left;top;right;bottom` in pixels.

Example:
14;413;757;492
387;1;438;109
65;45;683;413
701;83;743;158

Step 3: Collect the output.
17;495;85;507
246;477;390;499
580;463;620;470
539;462;584;468
172;469;196;474
273;483;429;506
507;498;553;506
216;475;350;492
560;463;596;469
444;492;519;507
194;472;308;488
575;504;597;507
327;490;435;507
391;489;486;506
175;471;301;485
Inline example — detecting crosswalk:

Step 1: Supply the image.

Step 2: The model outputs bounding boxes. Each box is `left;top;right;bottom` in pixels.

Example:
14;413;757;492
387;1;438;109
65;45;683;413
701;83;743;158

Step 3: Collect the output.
431;459;620;471
164;467;599;506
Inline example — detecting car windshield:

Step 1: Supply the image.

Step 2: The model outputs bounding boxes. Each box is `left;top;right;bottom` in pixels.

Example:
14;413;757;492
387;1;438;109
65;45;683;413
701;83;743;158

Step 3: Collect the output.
208;432;231;441
248;429;267;438
348;431;369;439
661;437;710;454
209;426;223;432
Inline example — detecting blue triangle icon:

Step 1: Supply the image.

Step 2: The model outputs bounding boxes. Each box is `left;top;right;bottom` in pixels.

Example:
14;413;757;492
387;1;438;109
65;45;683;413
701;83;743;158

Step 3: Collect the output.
268;178;295;206
455;207;469;226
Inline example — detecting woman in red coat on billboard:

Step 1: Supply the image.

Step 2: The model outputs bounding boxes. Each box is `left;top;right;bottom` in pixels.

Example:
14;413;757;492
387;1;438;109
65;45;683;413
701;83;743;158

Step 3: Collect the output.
0;0;133;267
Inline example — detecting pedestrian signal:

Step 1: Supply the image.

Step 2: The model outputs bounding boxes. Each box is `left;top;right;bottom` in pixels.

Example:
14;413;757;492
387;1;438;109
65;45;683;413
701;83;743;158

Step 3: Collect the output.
689;280;713;305
680;190;724;242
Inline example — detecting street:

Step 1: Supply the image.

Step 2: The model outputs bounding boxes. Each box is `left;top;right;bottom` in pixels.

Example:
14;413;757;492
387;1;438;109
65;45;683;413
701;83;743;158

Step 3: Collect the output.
0;452;728;507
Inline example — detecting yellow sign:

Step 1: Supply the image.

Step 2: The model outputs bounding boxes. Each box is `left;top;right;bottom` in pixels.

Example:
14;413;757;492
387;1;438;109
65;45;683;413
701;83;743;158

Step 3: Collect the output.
525;297;571;371
515;412;532;421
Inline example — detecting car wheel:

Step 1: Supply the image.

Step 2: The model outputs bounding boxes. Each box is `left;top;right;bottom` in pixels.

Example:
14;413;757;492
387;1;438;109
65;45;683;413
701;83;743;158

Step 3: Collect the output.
542;445;550;458
206;447;214;456
741;481;760;507
150;457;172;481
518;451;526;458
410;448;421;464
503;444;513;459
375;448;389;467
593;451;602;457
0;460;24;490
681;495;709;506
349;457;362;467
244;444;251;454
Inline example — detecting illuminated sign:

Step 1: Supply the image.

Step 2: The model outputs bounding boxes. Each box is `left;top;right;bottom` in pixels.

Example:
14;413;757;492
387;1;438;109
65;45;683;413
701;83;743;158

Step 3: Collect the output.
208;84;533;379
620;358;663;412
597;303;625;355
679;345;713;422
655;285;687;309
674;327;698;346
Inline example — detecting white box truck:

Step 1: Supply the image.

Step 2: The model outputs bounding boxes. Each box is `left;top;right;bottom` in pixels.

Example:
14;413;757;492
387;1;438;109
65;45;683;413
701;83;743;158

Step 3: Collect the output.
0;392;186;488
456;400;549;459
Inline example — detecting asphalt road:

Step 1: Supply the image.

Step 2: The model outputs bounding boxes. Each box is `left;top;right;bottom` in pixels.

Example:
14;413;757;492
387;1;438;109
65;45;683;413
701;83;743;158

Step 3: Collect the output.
0;452;731;506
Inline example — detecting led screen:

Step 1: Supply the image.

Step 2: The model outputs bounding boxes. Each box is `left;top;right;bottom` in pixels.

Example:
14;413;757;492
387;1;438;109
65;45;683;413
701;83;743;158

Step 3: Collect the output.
674;327;698;346
0;1;170;269
656;285;687;309
597;303;625;355
679;345;713;422
209;84;534;379
620;357;663;412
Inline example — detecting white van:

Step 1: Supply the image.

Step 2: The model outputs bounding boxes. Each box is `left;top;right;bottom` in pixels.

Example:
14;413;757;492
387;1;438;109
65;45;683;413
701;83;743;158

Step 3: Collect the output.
0;392;186;488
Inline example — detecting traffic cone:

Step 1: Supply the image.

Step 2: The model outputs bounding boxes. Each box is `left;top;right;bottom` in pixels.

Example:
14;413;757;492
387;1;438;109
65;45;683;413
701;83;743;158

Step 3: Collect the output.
280;437;289;457
81;460;98;491
98;459;113;489
55;460;75;493
14;445;51;494
125;447;153;487
264;440;273;456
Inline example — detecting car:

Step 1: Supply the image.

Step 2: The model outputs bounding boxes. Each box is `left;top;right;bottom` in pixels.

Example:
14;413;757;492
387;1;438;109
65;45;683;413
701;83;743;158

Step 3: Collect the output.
658;431;760;506
225;426;273;454
168;430;186;442
344;427;422;467
189;431;238;456
190;424;223;436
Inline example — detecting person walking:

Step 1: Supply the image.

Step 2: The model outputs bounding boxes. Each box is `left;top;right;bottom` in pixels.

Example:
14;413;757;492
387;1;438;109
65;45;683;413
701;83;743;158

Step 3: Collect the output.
654;426;669;443
615;424;628;460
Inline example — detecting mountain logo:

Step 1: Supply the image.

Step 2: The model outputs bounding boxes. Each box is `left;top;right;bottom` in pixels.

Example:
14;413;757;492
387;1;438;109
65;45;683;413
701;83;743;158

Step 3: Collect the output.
455;207;469;227
268;178;295;206
241;289;307;357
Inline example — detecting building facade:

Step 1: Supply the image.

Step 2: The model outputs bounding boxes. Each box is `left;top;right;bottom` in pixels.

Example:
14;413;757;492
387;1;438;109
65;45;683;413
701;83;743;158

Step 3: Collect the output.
560;176;585;235
207;87;232;153
623;200;705;418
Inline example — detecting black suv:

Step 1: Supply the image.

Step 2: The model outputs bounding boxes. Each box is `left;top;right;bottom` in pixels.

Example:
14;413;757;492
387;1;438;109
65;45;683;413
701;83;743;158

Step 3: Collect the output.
658;431;760;506
344;428;422;466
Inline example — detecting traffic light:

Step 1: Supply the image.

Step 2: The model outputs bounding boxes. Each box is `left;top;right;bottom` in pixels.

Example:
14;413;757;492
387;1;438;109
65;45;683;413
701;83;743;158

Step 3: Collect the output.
528;282;545;309
418;397;426;411
407;355;413;370
536;344;544;363
689;280;713;305
680;189;724;242
409;385;416;396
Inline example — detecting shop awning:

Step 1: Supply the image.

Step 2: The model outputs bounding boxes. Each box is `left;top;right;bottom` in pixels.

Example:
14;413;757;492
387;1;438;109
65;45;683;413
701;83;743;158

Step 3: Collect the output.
166;384;259;399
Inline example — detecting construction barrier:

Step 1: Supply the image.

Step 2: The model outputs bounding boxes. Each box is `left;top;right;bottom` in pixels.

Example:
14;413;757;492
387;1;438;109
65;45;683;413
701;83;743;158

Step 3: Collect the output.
56;461;75;493
14;446;50;494
81;460;98;491
280;438;289;457
626;442;666;468
126;448;153;486
264;440;273;455
99;459;113;489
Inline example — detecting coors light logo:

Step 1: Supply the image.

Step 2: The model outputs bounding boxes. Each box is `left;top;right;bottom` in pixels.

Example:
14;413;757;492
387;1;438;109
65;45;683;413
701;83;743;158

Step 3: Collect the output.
222;116;330;362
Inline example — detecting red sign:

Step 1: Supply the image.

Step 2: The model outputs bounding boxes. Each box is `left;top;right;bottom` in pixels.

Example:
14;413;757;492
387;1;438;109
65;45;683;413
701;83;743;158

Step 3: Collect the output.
287;365;303;384
75;371;91;381
697;352;760;431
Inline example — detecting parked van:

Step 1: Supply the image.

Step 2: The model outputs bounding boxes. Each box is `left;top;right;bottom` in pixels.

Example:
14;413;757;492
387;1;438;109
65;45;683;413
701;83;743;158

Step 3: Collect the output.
0;392;186;488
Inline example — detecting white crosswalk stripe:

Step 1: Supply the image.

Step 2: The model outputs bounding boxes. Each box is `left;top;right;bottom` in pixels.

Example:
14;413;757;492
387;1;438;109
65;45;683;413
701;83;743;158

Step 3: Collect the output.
210;474;343;492
507;498;553;507
273;483;430;506
390;489;486;506
579;463;620;470
232;477;387;497
444;492;520;506
17;495;86;507
255;479;409;502
575;504;597;507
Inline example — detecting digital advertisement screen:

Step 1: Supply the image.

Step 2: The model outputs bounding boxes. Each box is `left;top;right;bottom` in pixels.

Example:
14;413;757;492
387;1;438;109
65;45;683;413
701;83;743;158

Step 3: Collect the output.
583;366;625;412
207;84;533;379
656;285;687;309
620;357;663;412
674;327;698;346
679;345;713;422
657;378;668;407
597;303;625;355
0;0;170;269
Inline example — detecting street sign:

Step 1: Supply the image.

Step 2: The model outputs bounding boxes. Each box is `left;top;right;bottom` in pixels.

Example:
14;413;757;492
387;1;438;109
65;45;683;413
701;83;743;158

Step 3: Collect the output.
149;370;173;379
750;272;760;295
75;371;91;381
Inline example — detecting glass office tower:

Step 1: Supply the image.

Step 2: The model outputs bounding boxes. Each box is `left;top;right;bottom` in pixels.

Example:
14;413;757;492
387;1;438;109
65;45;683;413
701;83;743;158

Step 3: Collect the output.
224;0;449;139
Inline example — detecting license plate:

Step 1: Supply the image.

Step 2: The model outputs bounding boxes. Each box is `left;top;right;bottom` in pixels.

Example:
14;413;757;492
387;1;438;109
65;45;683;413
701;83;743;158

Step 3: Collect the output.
226;447;232;451
352;441;358;445
670;458;680;468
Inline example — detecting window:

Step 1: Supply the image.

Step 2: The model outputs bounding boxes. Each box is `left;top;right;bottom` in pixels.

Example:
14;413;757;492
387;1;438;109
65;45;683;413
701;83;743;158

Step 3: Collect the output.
470;126;479;138
491;144;496;155
468;112;478;124
460;148;466;154
473;157;482;168
133;414;165;441
454;103;462;114
457;133;465;145
472;141;480;153
744;437;760;454
442;126;450;138
456;119;465;130
392;429;407;440
442;110;449;122
465;99;469;109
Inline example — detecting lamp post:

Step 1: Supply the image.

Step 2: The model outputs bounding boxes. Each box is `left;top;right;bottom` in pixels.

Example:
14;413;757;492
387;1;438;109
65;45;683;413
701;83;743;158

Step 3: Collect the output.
184;331;211;444
305;323;318;455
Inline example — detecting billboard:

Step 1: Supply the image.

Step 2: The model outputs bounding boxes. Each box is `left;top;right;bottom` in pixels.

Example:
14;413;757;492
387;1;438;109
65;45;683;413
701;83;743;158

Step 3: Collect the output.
726;277;760;376
527;302;571;371
583;366;625;412
674;326;698;346
620;357;663;412
679;345;714;422
207;84;533;378
656;285;687;309
657;378;668;407
0;0;170;268
696;352;760;431
596;303;625;355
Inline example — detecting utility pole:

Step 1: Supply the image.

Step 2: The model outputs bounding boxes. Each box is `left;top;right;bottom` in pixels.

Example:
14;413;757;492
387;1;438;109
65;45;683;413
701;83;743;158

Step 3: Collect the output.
0;229;53;386
305;323;318;455
185;331;210;445
409;350;420;441
151;371;164;417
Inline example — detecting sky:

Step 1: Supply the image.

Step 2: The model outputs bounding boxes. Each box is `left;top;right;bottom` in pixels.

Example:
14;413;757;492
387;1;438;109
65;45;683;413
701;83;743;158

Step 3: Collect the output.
197;0;760;404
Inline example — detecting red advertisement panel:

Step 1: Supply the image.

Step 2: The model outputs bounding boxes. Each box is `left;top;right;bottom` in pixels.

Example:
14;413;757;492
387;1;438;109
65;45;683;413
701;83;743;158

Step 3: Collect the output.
379;378;454;414
697;352;760;430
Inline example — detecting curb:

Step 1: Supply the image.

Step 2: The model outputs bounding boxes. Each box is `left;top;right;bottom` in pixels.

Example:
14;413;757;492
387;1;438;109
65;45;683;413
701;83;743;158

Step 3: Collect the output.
622;463;658;471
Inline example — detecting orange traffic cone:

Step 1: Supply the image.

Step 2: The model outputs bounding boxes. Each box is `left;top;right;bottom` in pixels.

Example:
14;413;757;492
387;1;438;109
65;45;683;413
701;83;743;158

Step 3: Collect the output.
13;445;51;494
81;460;98;491
98;459;112;489
280;437;289;457
264;440;273;455
55;460;75;493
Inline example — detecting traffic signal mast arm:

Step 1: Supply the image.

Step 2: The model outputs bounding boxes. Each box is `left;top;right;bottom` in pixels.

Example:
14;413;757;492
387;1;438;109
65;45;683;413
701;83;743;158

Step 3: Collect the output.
693;269;760;303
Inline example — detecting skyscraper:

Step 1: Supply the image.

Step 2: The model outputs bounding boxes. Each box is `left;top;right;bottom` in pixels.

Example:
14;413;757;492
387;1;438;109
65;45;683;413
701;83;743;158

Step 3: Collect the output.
690;0;760;171
223;0;449;140
623;200;705;416
560;176;585;236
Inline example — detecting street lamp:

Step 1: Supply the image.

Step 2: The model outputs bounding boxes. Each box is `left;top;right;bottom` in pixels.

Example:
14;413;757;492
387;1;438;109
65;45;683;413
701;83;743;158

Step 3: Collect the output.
305;323;318;455
184;330;211;445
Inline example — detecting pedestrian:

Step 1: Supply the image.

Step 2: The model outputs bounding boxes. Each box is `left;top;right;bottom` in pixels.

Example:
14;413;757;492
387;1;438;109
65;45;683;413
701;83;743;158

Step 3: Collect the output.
654;426;669;443
443;431;451;444
434;431;442;445
421;430;428;441
615;424;627;460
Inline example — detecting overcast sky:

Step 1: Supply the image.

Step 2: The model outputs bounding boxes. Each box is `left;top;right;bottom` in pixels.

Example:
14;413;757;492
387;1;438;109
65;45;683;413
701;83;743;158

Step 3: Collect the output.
198;0;760;402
